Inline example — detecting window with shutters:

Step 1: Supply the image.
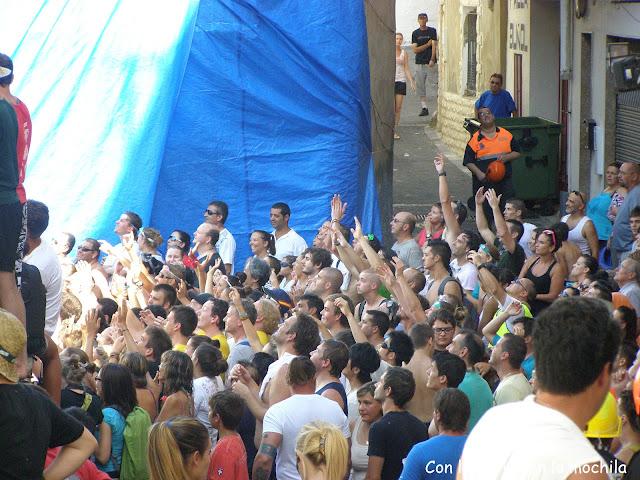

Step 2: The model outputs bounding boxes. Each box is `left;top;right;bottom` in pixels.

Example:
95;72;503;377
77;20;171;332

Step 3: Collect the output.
463;12;478;96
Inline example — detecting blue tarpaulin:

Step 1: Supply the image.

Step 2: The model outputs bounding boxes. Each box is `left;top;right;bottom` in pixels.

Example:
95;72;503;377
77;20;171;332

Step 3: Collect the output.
2;0;381;270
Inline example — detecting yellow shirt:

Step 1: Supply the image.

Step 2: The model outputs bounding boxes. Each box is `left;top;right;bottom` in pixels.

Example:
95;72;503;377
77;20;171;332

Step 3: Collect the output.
192;329;231;359
173;343;187;352
257;330;270;346
212;334;230;360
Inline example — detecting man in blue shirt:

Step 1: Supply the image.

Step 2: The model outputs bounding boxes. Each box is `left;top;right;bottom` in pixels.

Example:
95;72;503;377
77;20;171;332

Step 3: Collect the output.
474;73;517;119
400;388;469;480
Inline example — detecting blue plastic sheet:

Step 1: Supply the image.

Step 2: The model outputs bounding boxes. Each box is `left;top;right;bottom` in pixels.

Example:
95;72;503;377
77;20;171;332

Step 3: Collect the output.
3;0;381;271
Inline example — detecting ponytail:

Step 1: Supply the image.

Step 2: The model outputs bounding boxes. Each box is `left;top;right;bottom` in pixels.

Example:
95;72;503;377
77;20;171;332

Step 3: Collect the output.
295;422;348;480
148;417;209;480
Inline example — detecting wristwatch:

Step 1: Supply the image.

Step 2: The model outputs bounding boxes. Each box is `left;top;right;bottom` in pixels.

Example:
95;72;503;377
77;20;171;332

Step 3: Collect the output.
438;172;447;177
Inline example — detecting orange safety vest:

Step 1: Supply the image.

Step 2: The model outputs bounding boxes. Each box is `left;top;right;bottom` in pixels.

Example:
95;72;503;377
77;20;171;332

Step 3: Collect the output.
468;127;514;165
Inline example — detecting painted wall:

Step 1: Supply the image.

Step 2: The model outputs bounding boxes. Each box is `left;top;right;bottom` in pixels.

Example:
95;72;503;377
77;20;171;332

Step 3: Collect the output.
530;2;559;121
569;2;640;197
437;0;508;155
506;0;530;115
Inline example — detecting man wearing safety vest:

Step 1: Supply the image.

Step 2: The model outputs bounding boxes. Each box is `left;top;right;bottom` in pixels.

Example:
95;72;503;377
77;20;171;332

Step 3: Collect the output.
463;107;520;222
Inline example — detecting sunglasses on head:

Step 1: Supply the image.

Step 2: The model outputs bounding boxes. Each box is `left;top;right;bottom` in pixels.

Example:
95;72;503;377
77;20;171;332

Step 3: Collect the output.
571;190;585;204
542;229;557;247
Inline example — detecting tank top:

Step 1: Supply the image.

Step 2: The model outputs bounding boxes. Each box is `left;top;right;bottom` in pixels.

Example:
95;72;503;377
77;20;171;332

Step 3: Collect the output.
395;49;406;82
561;214;592;254
524;257;557;315
350;416;370;480
316;381;348;415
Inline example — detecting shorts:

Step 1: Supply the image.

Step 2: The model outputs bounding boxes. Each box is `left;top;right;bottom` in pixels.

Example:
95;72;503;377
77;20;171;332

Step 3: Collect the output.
395;81;407;95
0;201;26;274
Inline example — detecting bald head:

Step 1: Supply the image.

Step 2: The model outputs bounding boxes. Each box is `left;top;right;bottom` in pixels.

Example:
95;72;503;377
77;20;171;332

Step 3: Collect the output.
620;162;640;189
397;212;416;233
403;268;426;293
319;267;344;295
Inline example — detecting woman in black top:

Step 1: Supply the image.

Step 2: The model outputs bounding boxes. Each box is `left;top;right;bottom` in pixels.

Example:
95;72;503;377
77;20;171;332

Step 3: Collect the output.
60;354;103;429
519;228;567;314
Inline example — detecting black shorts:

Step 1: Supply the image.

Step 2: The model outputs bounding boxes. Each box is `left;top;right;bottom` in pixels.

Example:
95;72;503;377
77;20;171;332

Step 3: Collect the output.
395;81;407;95
0;201;26;274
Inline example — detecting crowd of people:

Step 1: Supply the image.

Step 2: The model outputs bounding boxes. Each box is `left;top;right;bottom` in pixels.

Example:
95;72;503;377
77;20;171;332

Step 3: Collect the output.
2;36;640;480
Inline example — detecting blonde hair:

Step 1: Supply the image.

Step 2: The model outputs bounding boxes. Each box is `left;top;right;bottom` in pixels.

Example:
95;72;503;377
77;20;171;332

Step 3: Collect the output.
257;298;280;335
295;422;348;480
148;417;209;480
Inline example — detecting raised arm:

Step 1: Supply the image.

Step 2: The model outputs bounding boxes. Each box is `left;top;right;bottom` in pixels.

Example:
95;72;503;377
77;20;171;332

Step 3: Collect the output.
230;288;262;353
474;187;496;245
434;153;461;245
486;189;515;253
334;297;367;344
353;217;383;271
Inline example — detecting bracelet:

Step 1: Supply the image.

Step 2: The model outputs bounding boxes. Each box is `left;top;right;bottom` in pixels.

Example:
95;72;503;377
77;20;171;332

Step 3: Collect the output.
239;313;249;320
438;172;447;177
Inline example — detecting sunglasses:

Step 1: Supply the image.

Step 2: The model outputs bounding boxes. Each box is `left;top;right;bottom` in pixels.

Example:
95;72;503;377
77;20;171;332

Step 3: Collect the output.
78;247;97;252
204;209;220;216
380;342;392;351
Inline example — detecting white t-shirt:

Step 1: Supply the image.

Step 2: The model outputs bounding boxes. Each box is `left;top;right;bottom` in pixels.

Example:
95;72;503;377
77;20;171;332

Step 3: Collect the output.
24;241;62;336
193;376;224;447
332;254;351;291
494;372;532;405
216;228;236;272
450;258;478;292
459;395;606;479
263;394;351;480
273;229;308;261
521;222;536;257
259;351;296;398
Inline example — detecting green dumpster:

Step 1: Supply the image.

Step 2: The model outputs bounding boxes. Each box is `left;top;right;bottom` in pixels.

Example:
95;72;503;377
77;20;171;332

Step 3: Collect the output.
463;117;562;204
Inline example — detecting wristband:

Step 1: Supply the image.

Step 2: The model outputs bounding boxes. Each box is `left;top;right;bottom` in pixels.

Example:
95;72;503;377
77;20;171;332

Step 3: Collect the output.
239;313;249;320
438;172;447;177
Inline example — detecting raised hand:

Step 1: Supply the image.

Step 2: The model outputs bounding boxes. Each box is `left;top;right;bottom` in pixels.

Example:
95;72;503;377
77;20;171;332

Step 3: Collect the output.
331;194;348;223
391;256;406;277
98;240;114;255
333;297;352;317
351;216;364;241
485;188;502;209
475;186;486;205
85;308;101;338
376;263;397;288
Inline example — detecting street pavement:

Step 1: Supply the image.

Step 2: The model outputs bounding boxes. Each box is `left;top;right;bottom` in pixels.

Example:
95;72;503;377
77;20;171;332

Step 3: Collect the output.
392;60;558;228
392;63;471;223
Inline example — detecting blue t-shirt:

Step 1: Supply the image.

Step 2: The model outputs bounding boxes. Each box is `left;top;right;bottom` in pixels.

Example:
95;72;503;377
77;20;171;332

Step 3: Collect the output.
587;192;614;241
612;185;640;253
98;407;126;474
400;434;467;480
475;90;516;118
522;354;535;380
458;371;494;431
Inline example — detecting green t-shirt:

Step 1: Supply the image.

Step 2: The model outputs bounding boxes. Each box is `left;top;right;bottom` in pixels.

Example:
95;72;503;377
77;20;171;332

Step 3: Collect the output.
458;370;494;431
0;99;18;205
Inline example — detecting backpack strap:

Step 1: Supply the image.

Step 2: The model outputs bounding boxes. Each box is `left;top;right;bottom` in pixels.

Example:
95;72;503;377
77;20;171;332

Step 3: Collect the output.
81;393;92;412
437;276;463;297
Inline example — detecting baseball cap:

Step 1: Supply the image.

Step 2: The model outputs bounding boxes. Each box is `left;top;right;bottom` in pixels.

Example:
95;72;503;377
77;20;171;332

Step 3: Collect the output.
188;292;215;305
0;309;27;383
263;288;294;317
